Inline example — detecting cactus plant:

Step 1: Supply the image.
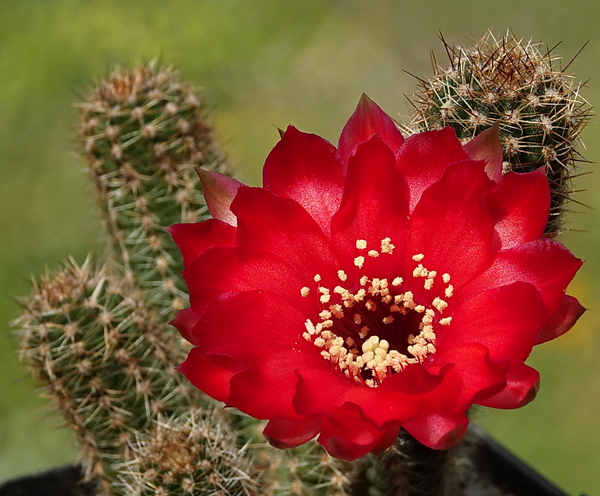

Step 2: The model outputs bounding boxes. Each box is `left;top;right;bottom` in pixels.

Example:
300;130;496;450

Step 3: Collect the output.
16;258;204;487
409;31;591;233
13;33;589;496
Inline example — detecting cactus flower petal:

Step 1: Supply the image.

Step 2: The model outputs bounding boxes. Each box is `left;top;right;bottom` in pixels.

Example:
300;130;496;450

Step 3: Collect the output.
197;169;244;227
338;93;405;164
170;96;582;459
464;122;504;181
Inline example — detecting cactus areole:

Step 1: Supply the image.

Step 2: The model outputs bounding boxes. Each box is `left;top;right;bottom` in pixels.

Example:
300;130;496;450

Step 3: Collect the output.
169;95;583;461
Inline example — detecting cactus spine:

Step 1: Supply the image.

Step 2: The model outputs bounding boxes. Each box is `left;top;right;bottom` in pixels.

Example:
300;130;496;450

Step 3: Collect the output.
409;31;591;233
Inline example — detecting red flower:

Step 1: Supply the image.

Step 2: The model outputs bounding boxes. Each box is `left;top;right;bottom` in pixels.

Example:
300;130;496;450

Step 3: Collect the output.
169;95;584;460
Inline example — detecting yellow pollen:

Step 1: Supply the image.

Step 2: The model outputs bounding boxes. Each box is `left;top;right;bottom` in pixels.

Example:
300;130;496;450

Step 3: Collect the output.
362;335;380;352
422;313;433;325
413;264;428;278
421;325;436;340
381;237;395;254
365;300;377;311
330;304;344;319
432;297;448;312
302;242;447;388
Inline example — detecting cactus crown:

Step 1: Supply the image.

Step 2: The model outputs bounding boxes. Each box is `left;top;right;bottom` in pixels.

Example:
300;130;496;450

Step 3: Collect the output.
410;31;591;233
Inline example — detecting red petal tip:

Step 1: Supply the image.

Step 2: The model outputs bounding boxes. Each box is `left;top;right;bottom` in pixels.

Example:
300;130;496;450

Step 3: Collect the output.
338;95;404;164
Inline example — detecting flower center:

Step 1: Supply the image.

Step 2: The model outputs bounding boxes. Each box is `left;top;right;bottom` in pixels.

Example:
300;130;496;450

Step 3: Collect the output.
300;238;454;388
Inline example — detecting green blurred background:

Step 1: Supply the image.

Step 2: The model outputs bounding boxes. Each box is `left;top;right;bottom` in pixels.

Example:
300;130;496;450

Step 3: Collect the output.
1;1;599;493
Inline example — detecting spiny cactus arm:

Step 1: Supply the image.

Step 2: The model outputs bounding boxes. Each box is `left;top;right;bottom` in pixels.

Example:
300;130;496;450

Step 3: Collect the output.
409;31;592;234
78;61;231;320
15;257;209;486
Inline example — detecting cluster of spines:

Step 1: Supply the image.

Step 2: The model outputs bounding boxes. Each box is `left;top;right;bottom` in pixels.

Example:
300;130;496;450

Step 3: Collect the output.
409;31;591;233
230;411;352;496
115;410;262;496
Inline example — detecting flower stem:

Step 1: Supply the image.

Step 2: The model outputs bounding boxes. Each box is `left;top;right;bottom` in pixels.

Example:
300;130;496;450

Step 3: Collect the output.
351;429;455;496
387;430;451;496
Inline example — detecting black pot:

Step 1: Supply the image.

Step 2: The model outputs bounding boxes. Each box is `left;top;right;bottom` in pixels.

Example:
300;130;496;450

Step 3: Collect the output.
0;464;97;496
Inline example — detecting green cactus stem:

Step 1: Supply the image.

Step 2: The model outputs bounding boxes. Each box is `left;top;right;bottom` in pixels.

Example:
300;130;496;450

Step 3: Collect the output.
15;258;206;487
78;61;229;319
409;31;591;233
